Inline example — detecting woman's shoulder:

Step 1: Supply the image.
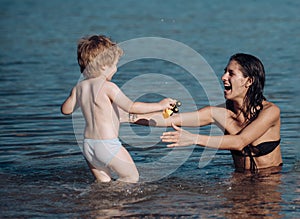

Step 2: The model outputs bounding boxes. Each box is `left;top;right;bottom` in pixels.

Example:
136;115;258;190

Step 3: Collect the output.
263;101;280;113
260;101;281;123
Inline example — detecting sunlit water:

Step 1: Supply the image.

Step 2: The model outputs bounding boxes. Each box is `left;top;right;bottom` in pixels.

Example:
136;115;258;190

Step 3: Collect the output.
0;0;299;218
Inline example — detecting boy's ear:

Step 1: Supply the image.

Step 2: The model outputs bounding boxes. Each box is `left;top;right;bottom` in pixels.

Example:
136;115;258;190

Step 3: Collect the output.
100;65;106;71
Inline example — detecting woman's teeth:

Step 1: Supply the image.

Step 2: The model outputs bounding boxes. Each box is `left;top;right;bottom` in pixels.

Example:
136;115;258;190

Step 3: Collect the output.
224;85;232;90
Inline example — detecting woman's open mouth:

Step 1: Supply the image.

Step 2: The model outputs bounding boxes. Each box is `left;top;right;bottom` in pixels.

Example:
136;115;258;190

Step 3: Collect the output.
224;85;232;91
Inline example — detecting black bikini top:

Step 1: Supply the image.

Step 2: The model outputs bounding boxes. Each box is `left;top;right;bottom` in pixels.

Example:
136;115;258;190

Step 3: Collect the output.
231;139;281;173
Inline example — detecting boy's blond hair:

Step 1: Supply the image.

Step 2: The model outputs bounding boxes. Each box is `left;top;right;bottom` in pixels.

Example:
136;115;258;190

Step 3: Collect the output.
77;35;123;78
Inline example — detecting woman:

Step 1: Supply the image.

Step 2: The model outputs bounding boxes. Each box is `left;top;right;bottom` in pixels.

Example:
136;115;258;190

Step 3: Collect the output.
130;53;282;173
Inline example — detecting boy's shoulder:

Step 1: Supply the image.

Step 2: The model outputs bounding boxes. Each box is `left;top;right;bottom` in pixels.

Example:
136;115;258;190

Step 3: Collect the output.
74;79;120;94
103;81;119;89
99;81;121;99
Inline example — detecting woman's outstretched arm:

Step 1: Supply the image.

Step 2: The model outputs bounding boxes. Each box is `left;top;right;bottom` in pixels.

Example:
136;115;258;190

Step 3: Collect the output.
120;106;219;128
161;103;280;151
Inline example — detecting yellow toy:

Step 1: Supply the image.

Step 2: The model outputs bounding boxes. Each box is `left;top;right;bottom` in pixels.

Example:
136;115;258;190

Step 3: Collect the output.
162;101;181;119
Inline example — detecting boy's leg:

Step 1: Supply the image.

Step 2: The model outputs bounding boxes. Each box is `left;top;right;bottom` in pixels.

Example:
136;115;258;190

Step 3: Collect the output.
108;147;139;183
86;161;112;182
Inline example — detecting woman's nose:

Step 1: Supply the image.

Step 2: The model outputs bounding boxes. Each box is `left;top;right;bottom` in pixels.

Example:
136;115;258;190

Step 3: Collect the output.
221;72;228;81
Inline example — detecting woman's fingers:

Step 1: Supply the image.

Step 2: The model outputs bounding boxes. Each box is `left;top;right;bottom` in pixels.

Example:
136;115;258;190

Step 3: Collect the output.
161;123;196;147
166;143;178;148
161;131;179;142
160;133;179;148
161;123;194;148
161;123;183;147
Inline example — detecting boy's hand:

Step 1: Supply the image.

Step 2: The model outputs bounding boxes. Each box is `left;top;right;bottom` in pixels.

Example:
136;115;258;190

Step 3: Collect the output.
159;98;177;110
61;87;77;115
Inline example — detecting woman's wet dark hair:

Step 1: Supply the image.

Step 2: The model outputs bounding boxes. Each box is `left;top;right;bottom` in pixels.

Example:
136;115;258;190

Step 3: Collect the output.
227;53;266;124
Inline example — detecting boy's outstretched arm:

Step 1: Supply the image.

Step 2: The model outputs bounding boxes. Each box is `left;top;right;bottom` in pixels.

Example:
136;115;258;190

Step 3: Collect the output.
108;82;175;114
61;87;78;115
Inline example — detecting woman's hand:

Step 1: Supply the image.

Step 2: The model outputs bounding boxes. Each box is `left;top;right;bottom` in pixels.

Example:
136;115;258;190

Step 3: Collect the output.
160;123;198;148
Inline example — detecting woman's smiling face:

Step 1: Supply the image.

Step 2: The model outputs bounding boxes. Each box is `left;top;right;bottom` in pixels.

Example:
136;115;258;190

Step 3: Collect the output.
221;60;251;103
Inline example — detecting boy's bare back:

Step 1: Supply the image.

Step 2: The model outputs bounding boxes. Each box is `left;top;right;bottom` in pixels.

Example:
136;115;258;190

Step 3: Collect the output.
76;77;121;140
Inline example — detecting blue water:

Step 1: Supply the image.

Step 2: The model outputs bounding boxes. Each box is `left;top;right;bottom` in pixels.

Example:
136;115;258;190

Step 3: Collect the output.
0;0;299;218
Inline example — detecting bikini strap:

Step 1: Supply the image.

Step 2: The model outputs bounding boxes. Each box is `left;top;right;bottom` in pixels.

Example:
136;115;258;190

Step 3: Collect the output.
243;146;258;174
242;139;281;174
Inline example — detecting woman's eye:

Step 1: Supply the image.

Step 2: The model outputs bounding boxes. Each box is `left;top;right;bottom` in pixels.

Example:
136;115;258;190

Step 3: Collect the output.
228;71;234;76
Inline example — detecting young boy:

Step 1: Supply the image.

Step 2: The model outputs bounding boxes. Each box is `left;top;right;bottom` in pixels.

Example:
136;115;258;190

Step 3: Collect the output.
61;35;175;183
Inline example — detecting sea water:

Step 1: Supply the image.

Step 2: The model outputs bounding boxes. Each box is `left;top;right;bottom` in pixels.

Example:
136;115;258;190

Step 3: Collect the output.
0;0;299;218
